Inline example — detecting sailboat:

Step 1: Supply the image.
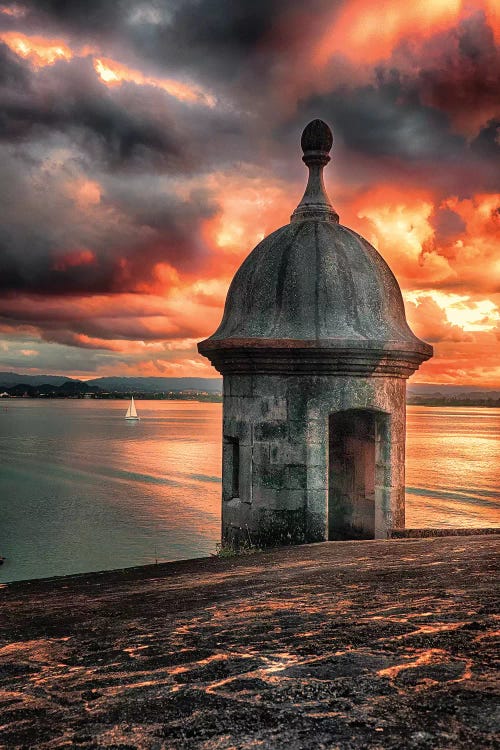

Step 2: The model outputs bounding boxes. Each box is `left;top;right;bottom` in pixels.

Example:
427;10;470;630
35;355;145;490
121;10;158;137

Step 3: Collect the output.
125;396;140;421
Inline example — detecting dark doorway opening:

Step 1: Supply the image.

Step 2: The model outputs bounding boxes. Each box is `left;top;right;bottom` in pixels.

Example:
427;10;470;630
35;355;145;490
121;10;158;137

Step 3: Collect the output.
328;409;384;540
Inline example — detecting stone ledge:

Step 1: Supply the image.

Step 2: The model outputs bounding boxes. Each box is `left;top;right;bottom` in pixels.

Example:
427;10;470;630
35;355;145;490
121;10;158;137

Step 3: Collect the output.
389;527;500;538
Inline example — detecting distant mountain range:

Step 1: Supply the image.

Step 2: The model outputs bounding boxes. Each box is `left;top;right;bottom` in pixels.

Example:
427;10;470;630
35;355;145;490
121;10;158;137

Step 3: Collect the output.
0;372;499;400
85;376;223;393
0;373;223;393
3;381;101;398
0;372;77;387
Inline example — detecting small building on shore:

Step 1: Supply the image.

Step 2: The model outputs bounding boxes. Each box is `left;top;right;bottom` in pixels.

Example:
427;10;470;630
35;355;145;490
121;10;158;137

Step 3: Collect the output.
198;120;432;546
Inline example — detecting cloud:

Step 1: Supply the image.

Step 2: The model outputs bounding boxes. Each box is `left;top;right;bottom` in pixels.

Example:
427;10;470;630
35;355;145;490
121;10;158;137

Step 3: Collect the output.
0;0;498;384
430;206;466;245
406;296;474;343
0;52;188;167
295;78;463;162
413;10;500;135
0;134;222;295
314;0;463;67
471;117;500;156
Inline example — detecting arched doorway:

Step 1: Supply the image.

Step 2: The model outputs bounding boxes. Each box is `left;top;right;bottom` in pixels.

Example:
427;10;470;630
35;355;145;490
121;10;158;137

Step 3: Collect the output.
328;409;389;540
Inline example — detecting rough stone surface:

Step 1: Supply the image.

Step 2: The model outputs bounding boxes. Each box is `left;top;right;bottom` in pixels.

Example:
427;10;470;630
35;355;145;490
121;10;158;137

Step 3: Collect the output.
0;536;498;749
221;374;406;546
201;219;430;352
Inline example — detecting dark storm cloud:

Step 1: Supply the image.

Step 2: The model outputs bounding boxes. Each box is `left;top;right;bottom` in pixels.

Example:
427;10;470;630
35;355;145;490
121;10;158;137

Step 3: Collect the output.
13;0;338;91
0;34;248;296
471;118;500;157
3;0;134;36
418;11;500;125
0;244;113;295
26;0;131;28
0;94;220;297
0;1;498;307
430;207;467;246
294;75;464;162
286;11;500;195
124;0;344;107
0;50;192;170
0;5;265;303
0;39;28;86
0;46;250;169
101;182;219;283
0;145;219;295
101;176;217;233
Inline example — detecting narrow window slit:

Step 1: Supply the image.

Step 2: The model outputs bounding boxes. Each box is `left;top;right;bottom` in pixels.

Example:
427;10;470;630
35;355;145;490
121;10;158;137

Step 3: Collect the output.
225;436;240;499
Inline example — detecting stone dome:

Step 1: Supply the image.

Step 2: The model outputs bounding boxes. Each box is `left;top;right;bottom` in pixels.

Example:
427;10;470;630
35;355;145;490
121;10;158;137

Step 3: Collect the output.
199;120;432;374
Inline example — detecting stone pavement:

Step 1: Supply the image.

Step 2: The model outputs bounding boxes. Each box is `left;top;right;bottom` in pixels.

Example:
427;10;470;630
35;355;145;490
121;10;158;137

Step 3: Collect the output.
1;536;499;749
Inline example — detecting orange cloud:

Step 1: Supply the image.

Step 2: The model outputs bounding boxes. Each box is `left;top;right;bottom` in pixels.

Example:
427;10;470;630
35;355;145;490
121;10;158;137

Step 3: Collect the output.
349;186;454;287
93;57;216;107
313;1;500;73
407;291;499;333
430;194;500;293
482;0;500;41
314;0;462;67
406;291;500;388
198;170;293;279
0;31;74;66
412;331;500;386
52;250;96;272
0;30;215;109
0;288;223;344
0;4;25;17
71;179;101;208
342;185;500;297
101;356;216;379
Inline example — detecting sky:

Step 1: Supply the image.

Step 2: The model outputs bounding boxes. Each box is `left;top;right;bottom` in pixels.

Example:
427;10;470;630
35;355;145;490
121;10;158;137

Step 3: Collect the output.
0;0;499;385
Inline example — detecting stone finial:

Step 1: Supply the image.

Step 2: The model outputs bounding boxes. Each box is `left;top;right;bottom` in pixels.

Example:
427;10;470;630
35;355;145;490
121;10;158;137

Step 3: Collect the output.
301;118;333;162
291;119;339;224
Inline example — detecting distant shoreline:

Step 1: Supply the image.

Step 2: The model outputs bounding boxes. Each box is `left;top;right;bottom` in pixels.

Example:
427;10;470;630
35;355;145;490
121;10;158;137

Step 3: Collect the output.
1;372;499;407
0;391;223;402
1;394;499;407
406;398;500;407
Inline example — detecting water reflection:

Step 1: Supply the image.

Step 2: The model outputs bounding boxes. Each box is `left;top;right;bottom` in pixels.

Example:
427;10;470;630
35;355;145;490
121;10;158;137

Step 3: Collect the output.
405;407;500;528
0;401;498;581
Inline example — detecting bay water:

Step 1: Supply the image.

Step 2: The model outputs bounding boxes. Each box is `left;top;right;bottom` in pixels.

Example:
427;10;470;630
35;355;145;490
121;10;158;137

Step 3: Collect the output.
0;400;498;582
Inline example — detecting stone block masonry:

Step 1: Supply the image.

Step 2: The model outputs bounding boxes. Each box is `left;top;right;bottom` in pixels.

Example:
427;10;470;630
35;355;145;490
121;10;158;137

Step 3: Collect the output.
221;373;407;546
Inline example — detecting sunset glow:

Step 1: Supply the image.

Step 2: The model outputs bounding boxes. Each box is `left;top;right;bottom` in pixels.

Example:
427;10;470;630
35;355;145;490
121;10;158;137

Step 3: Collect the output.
0;0;498;386
93;57;216;107
315;0;462;66
406;291;500;332
0;31;73;66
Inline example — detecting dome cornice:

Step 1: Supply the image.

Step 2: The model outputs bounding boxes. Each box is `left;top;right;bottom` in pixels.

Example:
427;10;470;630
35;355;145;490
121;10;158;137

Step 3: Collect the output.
198;338;432;378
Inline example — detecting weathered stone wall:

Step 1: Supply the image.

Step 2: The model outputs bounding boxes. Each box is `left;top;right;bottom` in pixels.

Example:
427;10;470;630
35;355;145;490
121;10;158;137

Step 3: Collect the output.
221;374;406;547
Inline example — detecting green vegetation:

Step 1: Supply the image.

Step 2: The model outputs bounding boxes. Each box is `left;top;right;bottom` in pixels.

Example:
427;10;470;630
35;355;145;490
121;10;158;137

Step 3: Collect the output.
214;539;262;558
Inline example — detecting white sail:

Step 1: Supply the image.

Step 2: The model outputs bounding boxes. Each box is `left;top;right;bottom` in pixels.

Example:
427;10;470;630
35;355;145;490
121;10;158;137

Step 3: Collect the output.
125;397;139;420
130;397;138;418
